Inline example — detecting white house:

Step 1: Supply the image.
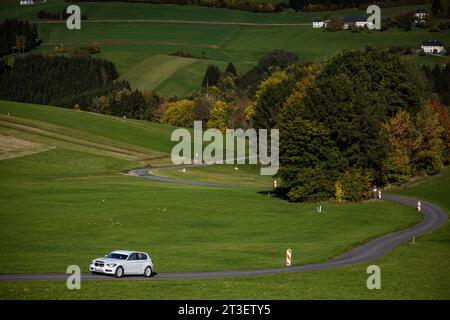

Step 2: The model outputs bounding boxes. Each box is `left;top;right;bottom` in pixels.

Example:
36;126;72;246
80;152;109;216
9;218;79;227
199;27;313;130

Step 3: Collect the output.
421;40;445;54
19;0;35;5
414;9;427;19
413;8;428;24
313;16;375;30
312;19;327;28
343;16;372;29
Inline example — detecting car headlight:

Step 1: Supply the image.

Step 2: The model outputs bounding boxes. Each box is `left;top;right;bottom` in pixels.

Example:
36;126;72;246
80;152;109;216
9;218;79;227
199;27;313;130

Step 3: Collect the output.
106;263;117;267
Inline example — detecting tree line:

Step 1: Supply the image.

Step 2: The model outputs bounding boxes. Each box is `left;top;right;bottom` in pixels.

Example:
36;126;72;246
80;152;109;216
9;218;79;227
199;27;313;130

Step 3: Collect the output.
67;0;432;12
37;9;88;20
0;19;41;57
1;48;448;203
0;54;161;120
67;0;283;13
289;0;429;11
159;48;450;202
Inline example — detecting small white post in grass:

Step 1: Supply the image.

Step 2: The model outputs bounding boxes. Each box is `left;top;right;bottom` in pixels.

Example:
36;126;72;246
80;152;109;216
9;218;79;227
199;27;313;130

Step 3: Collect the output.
267;192;270;197
317;205;322;213
102;199;105;203
286;248;292;267
378;190;382;199
274;180;277;188
417;201;422;212
412;237;415;244
182;168;186;173
234;166;238;171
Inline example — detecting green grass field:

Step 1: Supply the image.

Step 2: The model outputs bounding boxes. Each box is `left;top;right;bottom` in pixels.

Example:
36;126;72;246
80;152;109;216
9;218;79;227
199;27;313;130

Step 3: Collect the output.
0;1;427;23
2;1;448;97
1;2;450;299
31;21;450;97
0;100;448;299
0;100;421;274
154;164;273;188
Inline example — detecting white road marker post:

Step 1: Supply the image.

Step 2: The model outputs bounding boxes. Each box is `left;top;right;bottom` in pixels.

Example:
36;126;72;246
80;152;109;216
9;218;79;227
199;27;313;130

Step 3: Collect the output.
417;201;422;212
274;180;277;188
286;248;292;267
182;168;186;173
378;190;382;199
317;205;322;213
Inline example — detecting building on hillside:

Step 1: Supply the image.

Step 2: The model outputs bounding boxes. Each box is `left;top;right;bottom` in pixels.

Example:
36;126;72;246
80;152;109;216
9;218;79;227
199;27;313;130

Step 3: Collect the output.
19;0;35;5
343;16;372;29
312;16;375;30
413;8;428;24
312;19;327;28
421;40;445;54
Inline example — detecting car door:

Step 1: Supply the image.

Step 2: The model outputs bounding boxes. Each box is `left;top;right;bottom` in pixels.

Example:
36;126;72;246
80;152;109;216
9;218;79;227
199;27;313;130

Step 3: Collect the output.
125;253;140;274
137;253;148;273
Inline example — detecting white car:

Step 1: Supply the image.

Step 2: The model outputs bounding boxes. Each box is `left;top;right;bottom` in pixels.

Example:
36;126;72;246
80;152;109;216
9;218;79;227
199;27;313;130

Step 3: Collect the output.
90;250;154;278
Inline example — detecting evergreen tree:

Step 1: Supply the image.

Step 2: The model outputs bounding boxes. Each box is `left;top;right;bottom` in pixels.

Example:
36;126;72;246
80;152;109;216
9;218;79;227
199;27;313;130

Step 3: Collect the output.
432;0;443;17
202;65;221;90
225;62;237;76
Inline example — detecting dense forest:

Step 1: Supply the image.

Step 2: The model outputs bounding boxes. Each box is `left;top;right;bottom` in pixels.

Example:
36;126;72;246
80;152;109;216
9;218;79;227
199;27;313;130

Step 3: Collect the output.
423;63;450;104
67;0;434;12
0;19;41;57
1;6;449;203
289;0;431;11
0;55;160;120
67;0;284;13
0;55;118;106
157;48;450;202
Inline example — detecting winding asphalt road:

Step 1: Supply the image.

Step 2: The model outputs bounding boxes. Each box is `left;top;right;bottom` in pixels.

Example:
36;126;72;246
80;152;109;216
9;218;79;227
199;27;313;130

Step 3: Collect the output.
0;167;447;281
128;165;227;187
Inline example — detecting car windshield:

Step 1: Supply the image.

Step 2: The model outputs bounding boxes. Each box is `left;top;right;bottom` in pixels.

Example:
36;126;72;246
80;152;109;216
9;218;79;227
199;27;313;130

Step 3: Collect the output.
106;253;128;260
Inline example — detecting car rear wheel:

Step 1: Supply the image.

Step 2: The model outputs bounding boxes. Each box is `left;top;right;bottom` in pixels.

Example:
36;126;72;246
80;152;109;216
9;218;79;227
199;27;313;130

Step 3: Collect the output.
115;266;124;278
144;266;152;277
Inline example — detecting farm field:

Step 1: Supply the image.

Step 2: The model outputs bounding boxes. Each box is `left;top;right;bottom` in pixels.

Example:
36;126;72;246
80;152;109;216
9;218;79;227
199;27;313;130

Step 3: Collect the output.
154;164;273;188
0;100;448;299
0;100;421;274
2;1;448;97
1;1;450;301
32;21;450;97
0;1;428;24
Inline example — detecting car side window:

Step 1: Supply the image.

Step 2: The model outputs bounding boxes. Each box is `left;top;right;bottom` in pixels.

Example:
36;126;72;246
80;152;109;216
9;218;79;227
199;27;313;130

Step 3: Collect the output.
128;253;138;261
139;253;147;260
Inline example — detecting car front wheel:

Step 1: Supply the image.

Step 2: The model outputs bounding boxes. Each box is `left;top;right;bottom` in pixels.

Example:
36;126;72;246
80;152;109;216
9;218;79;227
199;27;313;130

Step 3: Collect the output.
144;266;152;277
115;266;124;278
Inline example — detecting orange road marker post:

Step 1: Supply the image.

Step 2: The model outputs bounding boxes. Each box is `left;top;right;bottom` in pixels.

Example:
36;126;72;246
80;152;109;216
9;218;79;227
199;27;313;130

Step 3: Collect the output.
286;248;292;267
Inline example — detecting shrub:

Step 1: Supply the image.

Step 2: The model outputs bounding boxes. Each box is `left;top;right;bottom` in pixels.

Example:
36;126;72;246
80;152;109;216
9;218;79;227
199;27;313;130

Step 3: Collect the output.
160;99;196;127
207;100;236;133
286;167;335;202
339;168;372;202
335;180;344;203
